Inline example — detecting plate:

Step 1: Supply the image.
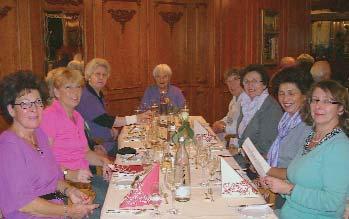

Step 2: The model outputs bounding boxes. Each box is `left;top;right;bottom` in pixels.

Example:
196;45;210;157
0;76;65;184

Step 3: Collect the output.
239;204;273;218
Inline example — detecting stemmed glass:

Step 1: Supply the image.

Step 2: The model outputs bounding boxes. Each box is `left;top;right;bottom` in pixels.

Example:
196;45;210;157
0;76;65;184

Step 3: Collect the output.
197;146;210;187
149;183;162;217
208;156;220;181
164;169;179;214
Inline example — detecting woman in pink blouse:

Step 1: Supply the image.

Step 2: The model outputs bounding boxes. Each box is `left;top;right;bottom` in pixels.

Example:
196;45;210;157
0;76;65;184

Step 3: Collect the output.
41;67;112;218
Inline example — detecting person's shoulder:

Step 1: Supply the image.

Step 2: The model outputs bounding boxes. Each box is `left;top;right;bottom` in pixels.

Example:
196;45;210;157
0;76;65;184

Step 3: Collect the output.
0;131;21;151
261;95;282;113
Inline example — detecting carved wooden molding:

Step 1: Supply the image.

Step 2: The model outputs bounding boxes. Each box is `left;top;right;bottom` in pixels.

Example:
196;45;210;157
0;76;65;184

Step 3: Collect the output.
159;11;183;33
44;0;83;6
108;9;136;33
103;0;141;6
0;6;12;20
154;1;186;8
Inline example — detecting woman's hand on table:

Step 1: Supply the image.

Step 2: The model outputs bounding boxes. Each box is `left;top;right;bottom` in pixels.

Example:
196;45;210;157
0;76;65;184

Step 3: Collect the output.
263;176;294;194
136;111;152;124
68;203;99;219
102;158;113;181
212;120;226;133
68;169;93;183
67;187;92;204
94;144;107;156
111;127;119;140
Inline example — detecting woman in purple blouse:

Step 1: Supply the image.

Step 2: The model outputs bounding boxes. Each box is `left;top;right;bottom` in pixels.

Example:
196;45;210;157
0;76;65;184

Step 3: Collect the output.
0;71;98;218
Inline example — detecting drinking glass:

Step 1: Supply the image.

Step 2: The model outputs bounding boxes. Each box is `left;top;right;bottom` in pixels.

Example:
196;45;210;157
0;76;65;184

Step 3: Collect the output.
208;156;219;181
164;169;179;214
197;147;209;186
149;183;162;216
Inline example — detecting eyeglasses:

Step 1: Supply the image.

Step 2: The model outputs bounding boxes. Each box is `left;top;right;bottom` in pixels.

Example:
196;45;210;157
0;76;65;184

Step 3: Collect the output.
242;79;263;85
13;99;44;110
308;98;340;105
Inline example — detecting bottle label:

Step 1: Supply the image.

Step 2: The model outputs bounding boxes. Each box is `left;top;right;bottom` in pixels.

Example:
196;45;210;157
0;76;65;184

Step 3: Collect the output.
175;186;191;197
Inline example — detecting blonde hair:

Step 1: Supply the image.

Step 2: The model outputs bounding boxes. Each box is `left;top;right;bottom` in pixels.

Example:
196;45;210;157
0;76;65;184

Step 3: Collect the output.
84;58;111;80
152;64;172;77
46;67;84;99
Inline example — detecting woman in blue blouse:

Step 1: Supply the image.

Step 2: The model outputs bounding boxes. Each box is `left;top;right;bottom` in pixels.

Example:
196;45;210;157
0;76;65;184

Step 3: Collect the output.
265;80;349;219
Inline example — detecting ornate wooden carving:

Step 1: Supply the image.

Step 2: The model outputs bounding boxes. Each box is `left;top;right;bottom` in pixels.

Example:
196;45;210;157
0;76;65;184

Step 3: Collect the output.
102;0;141;6
159;11;183;33
0;6;12;20
108;9;136;33
44;0;83;6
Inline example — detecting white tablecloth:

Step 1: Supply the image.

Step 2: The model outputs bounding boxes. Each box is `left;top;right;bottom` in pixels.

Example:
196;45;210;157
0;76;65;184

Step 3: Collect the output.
102;116;278;219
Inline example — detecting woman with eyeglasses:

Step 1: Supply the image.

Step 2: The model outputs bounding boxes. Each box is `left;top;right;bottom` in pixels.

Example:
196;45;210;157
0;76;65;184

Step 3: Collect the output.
0;71;98;218
40;67;112;218
264;80;349;219
237;65;283;161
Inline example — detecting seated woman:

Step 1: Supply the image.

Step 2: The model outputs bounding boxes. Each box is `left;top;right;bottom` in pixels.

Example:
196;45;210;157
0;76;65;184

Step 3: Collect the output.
212;68;243;142
264;80;349;219
237;64;283;157
40;67;111;218
76;58;151;156
266;66;313;208
0;71;98;219
140;64;185;109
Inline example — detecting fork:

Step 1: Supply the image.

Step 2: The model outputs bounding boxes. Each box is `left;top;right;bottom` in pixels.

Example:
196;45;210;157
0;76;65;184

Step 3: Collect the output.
208;187;214;202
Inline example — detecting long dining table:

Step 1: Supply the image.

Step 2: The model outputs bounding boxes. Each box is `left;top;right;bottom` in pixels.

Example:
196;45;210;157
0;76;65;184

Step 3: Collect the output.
101;116;278;219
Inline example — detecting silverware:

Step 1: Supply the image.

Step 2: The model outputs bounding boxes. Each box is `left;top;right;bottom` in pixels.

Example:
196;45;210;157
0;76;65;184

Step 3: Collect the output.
163;192;169;204
130;175;140;188
208;187;214;202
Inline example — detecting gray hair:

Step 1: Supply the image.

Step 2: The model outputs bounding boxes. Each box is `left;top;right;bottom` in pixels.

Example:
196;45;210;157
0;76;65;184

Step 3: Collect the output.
84;58;111;80
152;64;172;77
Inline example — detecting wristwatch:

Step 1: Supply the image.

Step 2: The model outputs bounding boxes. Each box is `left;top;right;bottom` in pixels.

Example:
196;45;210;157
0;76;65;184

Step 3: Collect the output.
63;169;68;180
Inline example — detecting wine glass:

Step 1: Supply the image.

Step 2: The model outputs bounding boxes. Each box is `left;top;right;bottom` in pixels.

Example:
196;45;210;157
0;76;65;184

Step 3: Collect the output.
208;156;219;181
197;147;209;187
149;183;162;216
164;169;179;214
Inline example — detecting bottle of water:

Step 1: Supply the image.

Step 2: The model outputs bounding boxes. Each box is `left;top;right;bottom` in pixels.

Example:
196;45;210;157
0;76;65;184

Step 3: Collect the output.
174;136;191;202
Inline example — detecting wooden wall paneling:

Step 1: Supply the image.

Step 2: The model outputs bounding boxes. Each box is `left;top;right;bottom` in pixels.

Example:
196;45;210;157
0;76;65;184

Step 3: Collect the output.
30;0;45;75
191;87;212;122
285;0;311;57
84;0;94;63
149;1;188;85
102;0;145;90
18;0;33;71
192;2;209;86
0;0;19;78
101;0;147;116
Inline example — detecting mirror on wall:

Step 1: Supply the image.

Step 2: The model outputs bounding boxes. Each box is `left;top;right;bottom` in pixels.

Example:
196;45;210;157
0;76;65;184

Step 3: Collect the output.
44;11;84;74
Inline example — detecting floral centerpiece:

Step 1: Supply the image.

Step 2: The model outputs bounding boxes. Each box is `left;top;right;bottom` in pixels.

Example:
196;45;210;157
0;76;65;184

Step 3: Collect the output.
172;108;194;144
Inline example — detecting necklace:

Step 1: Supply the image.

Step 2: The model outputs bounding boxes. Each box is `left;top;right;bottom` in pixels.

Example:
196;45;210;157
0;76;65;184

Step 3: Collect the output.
21;134;44;156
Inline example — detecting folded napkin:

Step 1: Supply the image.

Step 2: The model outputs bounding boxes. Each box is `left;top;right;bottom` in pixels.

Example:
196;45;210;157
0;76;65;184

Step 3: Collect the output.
119;163;160;208
221;157;259;198
193;120;208;135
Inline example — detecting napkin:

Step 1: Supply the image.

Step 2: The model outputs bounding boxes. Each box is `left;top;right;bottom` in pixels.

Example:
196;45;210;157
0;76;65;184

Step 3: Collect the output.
221;157;259;198
119;163;160;208
193;120;208;135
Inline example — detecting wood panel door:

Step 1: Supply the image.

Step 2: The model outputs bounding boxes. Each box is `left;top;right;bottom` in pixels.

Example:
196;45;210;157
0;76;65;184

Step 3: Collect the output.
98;0;147;116
149;1;189;85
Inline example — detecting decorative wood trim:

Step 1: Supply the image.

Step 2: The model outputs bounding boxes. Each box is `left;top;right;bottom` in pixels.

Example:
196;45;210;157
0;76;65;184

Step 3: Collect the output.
103;0;141;6
45;0;83;6
159;11;183;33
154;1;187;8
0;6;12;20
107;9;136;33
195;3;207;8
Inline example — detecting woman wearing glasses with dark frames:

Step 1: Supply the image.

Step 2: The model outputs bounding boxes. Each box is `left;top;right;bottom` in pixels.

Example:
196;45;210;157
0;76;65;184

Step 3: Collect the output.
264;80;349;219
235;64;283;167
0;71;98;219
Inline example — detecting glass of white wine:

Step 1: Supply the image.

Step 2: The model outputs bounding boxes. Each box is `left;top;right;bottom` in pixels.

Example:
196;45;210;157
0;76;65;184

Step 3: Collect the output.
164;169;179;215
